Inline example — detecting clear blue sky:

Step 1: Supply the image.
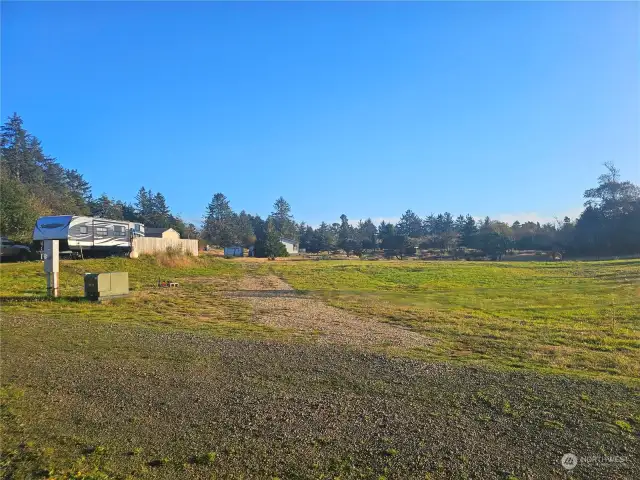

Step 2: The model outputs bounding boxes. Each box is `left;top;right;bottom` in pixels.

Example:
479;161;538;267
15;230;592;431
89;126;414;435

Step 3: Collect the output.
2;1;638;227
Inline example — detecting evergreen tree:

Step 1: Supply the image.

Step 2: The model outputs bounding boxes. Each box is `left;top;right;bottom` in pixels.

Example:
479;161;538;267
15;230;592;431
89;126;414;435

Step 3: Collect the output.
298;222;312;251
202;193;238;246
382;235;412;259
356;218;377;249
150;192;171;228
337;214;354;250
90;194;124;219
182;223;199;239
0;170;41;241
308;222;335;253
459;215;478;248
0;114;40;183
396;210;423;237
121;202;140;222
255;219;288;259
271;196;297;239
377;221;395;241
65;169;92;212
250;214;267;243
0;113;93;235
236;210;256;247
423;214;436;235
135;187;153;223
473;221;513;260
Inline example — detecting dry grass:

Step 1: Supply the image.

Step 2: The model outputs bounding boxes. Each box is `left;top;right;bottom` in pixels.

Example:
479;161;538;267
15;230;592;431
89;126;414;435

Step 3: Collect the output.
145;250;196;269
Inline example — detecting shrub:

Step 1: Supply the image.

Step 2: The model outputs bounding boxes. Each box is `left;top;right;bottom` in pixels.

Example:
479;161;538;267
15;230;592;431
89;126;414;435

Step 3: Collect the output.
381;235;411;259
165;246;184;257
254;225;290;259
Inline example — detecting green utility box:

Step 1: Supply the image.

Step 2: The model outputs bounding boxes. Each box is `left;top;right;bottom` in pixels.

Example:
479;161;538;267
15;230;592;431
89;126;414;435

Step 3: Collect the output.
84;272;129;301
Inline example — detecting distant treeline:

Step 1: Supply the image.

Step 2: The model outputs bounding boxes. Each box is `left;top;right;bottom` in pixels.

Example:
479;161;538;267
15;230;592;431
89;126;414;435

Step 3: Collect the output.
2;113;639;258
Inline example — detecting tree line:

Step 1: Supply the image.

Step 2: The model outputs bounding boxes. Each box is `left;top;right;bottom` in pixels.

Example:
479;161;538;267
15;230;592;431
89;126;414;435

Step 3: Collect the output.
1;114;197;241
200;160;639;259
1;113;638;258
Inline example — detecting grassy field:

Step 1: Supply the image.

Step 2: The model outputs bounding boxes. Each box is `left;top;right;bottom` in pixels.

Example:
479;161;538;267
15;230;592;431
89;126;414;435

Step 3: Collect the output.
1;255;639;479
0;254;273;338
267;259;639;383
2;256;638;383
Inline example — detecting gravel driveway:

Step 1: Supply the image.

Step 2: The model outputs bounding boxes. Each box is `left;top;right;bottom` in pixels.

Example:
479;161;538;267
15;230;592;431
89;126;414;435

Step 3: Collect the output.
2;315;638;480
226;274;431;349
2;272;638;479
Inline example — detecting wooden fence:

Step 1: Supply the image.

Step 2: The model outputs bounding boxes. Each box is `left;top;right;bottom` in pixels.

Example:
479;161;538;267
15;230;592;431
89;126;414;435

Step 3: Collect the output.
131;237;199;257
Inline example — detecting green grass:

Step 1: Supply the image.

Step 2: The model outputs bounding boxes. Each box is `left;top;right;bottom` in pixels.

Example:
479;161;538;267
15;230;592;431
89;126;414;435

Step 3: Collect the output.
0;255;279;338
2;255;639;478
267;259;640;383
2;256;638;382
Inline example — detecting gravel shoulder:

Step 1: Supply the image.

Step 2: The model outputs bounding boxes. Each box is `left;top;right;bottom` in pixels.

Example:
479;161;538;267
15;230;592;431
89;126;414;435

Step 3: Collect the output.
226;274;432;349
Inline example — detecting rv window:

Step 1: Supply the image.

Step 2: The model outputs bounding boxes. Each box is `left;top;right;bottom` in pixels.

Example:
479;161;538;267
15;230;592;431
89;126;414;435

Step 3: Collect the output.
114;225;126;236
95;227;108;236
79;226;88;234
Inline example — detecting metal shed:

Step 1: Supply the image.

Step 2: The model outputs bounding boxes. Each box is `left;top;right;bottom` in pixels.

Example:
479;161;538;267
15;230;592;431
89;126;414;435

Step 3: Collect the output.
224;246;244;257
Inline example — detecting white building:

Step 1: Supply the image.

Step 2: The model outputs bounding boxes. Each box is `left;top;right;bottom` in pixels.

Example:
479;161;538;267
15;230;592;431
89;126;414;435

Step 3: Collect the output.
280;238;299;255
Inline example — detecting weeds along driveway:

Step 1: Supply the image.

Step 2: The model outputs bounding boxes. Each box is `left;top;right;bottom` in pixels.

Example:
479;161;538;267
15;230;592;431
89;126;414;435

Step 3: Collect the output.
225;274;433;349
2;315;638;480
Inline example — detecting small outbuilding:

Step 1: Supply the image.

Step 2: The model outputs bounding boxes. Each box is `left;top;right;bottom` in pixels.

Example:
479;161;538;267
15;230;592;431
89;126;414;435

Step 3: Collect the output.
145;227;180;240
224;246;244;257
280;238;299;255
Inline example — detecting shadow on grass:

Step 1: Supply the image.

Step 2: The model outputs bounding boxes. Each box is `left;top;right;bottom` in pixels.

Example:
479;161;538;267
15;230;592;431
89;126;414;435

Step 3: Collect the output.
566;258;640;265
1;295;88;303
223;290;307;299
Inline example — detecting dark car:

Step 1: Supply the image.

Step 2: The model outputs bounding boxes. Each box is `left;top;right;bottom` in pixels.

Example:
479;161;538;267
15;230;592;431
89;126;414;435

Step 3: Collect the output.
0;237;32;261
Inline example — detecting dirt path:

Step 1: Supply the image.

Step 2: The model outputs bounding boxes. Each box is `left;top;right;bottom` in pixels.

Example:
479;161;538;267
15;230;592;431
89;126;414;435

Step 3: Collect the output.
226;274;432;349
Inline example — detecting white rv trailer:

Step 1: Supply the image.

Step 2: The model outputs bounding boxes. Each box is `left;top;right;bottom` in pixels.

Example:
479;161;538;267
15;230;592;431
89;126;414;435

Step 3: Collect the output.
33;216;145;257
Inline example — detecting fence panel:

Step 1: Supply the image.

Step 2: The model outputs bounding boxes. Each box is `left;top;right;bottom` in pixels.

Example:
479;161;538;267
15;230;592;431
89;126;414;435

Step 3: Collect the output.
132;238;199;256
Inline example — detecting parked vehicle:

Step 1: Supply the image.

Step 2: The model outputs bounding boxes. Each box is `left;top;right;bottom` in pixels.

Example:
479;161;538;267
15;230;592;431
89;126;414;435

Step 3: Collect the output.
33;216;145;257
0;237;32;261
